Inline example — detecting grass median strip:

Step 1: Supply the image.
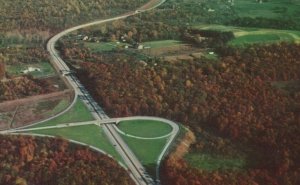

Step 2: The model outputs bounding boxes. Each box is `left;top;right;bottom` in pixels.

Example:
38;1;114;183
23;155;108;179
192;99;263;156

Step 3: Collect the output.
117;119;172;138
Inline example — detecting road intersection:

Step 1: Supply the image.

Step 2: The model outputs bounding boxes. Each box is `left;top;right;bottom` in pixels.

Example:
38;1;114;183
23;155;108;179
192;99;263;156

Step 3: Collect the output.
1;1;178;185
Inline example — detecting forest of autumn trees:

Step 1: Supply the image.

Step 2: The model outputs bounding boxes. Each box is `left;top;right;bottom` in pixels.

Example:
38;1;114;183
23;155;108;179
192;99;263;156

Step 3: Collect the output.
0;0;147;35
0;0;148;101
0;135;134;185
0;48;59;102
1;0;300;184
0;76;56;101
60;42;300;185
0;62;5;80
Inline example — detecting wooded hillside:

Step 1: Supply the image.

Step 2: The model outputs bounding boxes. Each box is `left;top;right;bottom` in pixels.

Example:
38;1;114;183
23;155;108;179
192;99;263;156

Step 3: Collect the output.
0;135;134;185
63;42;300;185
0;0;147;100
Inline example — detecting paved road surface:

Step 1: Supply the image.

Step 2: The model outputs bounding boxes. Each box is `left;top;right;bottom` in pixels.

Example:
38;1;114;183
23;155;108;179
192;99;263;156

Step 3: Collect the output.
45;1;167;185
0;1;175;184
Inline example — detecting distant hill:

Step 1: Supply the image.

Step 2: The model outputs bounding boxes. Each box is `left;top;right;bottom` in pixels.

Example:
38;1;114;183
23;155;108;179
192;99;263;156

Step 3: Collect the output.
0;0;146;38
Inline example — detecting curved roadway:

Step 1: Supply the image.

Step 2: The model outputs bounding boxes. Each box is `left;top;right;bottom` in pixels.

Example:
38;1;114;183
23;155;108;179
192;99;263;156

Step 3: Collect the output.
2;1;178;185
46;1;169;185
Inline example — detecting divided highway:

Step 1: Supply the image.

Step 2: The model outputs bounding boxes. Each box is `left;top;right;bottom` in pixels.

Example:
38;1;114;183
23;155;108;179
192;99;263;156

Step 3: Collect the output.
46;1;166;185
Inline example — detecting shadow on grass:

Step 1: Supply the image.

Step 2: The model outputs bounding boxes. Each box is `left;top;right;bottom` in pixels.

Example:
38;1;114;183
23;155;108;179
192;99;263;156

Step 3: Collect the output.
144;163;159;182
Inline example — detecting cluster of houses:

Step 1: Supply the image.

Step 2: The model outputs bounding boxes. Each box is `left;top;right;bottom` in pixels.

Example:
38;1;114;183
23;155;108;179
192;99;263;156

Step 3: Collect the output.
82;35;102;43
78;34;151;50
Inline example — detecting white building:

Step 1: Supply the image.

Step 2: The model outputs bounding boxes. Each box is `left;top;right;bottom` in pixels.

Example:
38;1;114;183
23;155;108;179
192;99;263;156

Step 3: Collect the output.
22;67;41;74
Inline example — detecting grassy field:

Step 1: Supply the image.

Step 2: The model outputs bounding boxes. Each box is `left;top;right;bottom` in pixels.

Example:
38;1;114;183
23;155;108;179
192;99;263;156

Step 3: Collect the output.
151;0;300;31
117;120;172;138
48;99;70;115
117;119;174;176
194;24;300;46
29;99;94;128
84;42;116;53
121;135;168;177
26;124;121;161
195;24;259;32
185;153;246;171
234;0;300;20
31;98;71;120
6;61;56;78
142;40;183;49
84;41;132;53
85;40;184;53
229;32;296;46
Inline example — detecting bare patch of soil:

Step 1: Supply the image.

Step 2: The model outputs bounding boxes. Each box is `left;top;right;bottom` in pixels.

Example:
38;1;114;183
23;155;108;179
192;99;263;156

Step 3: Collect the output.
0;90;73;130
169;128;196;160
